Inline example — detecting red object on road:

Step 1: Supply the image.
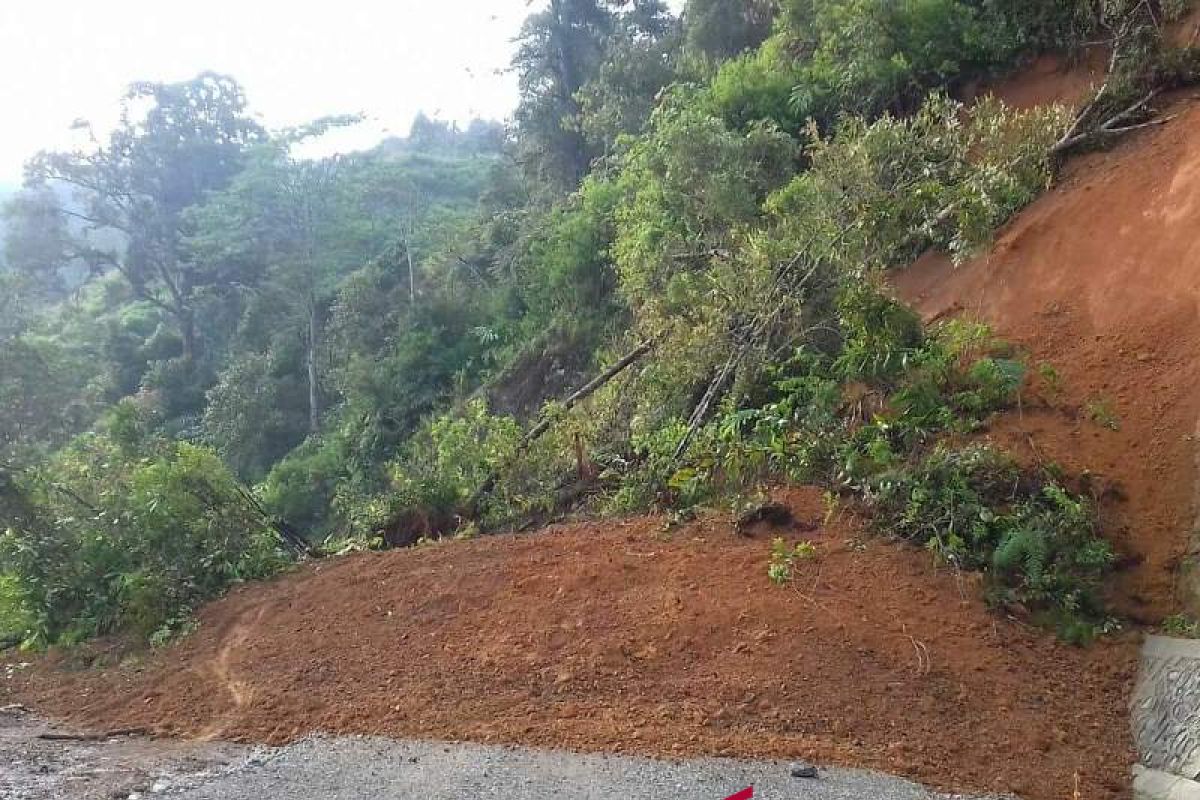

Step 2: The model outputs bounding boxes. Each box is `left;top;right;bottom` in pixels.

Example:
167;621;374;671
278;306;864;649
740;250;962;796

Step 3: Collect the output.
723;788;753;800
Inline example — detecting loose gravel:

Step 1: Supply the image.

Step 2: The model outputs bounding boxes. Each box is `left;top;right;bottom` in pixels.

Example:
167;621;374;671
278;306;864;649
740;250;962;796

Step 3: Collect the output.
159;735;1011;800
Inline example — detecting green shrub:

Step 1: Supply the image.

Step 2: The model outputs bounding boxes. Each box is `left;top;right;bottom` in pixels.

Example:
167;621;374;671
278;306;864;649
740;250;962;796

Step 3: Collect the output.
261;435;348;538
864;445;1114;631
0;574;33;643
338;399;525;545
1162;614;1200;638
0;422;288;645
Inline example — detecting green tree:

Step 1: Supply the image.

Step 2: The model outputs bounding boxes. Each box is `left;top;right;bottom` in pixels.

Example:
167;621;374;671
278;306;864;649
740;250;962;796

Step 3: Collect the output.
11;73;263;367
578;1;682;151
512;0;615;192
683;0;777;62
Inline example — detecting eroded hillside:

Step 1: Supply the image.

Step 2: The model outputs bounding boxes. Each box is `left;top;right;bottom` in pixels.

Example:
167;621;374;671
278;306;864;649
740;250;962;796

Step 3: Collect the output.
896;97;1200;622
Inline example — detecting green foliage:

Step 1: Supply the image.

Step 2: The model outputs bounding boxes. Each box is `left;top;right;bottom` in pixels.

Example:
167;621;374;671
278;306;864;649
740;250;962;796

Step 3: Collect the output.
336;400;524;544
767;537;817;585
1086;397;1121;431
769;94;1067;270
783;0;1003;126
708;39;808;131
515;177;623;325
1162;614;1200;638
866;445;1113;627
203;352;309;481
0;574;33;643
260;435;347;538
682;0;776;63
0;414;287;644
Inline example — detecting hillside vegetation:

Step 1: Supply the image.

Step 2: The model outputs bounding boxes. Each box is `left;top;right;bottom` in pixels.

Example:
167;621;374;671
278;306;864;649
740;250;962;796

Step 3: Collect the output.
2;0;1198;647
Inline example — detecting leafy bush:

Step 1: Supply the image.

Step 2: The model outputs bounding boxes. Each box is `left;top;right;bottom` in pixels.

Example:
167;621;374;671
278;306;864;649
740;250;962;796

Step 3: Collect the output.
0;574;33;642
767;94;1067;271
260;435;348;539
0;410;288;645
708;38;808;131
338;400;524;546
864;445;1114;635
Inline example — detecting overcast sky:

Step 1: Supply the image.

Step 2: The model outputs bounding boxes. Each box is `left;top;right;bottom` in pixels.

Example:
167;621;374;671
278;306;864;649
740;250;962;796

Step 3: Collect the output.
0;1;598;184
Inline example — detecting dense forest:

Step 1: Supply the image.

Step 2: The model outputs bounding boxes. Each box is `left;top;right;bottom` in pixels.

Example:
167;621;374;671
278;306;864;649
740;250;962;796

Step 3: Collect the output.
2;0;1198;647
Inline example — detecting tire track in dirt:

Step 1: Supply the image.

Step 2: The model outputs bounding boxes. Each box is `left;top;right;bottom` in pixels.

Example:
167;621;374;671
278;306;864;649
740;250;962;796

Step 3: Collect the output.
196;604;268;742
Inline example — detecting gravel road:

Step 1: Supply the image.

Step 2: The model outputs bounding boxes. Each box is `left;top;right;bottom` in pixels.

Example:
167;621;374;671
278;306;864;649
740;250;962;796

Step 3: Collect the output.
1;712;1009;800
159;736;1007;800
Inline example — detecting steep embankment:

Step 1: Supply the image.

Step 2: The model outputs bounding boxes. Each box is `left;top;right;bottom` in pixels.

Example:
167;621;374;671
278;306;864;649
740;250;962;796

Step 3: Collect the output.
5;489;1137;800
894;97;1200;622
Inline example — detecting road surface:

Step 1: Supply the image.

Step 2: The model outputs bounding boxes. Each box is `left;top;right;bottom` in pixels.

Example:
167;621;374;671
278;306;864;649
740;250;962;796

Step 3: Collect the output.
0;711;1007;800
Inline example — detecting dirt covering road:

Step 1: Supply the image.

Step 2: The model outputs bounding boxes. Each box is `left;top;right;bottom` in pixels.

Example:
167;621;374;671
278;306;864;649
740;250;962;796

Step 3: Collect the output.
5;489;1138;800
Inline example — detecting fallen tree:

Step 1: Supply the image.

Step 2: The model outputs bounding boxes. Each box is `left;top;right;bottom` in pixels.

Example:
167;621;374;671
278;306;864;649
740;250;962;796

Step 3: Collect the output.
465;335;660;521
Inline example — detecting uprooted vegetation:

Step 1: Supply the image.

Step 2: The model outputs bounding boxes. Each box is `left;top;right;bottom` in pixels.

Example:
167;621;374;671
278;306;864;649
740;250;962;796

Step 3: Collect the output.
2;0;1199;648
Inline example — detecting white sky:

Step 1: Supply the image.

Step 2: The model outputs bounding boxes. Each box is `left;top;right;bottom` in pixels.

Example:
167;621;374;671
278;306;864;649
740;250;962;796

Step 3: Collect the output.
0;1;551;183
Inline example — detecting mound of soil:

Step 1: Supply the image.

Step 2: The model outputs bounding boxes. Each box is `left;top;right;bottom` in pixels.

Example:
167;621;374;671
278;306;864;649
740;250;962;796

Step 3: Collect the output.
5;489;1138;800
894;98;1200;621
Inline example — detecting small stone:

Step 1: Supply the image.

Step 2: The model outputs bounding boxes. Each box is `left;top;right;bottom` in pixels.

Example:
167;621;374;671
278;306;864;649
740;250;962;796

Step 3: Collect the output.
790;762;819;779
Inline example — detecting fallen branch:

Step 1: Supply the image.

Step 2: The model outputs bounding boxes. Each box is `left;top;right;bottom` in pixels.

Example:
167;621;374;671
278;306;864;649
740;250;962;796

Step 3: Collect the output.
1052;86;1171;153
672;345;747;462
234;484;321;559
38;727;149;741
1103;113;1179;135
465;335;660;520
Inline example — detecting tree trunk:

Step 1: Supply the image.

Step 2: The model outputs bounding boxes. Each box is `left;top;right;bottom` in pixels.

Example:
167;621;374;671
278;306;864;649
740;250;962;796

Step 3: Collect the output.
465;335;659;520
405;238;416;305
306;295;322;434
548;0;590;186
179;306;197;364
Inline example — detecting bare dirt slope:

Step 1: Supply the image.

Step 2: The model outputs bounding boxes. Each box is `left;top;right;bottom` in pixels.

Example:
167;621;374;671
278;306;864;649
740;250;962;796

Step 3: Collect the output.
894;98;1200;621
5;490;1138;800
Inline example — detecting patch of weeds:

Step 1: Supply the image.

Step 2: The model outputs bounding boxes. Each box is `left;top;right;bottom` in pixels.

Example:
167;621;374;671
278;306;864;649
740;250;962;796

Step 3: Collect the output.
1162;614;1200;638
149;616;200;648
822;491;843;526
453;521;481;541
660;506;697;534
768;537;817;585
1037;362;1064;401
1085;397;1121;431
864;444;1114;629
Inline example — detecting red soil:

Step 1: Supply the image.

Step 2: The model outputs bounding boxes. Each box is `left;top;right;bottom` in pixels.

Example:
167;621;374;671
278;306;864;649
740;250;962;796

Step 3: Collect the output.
4;489;1139;800
894;99;1200;621
968;51;1107;111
